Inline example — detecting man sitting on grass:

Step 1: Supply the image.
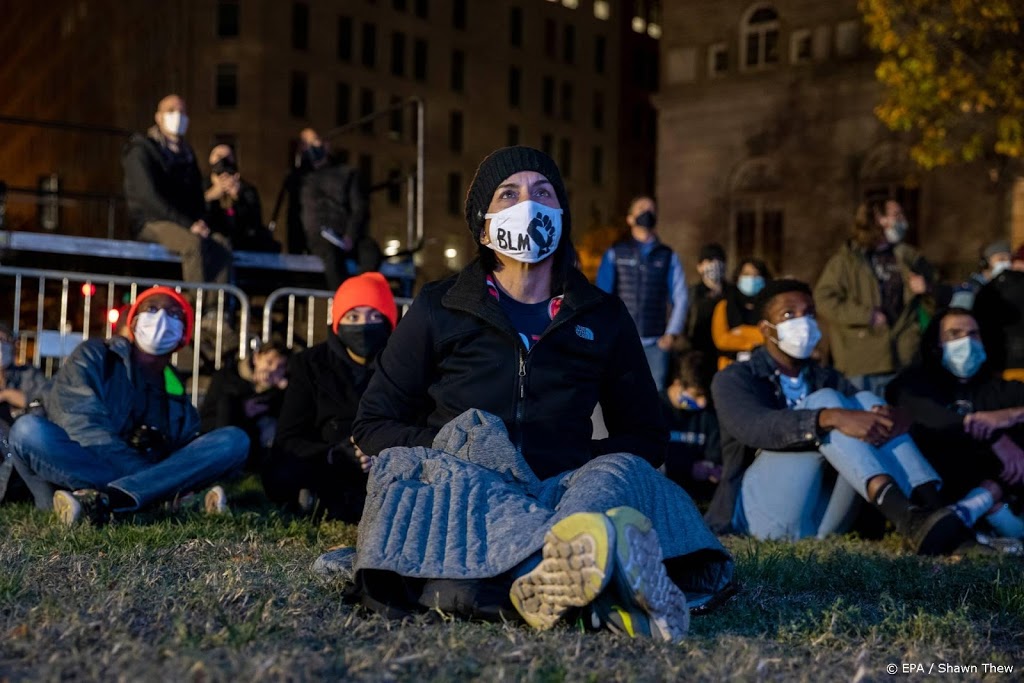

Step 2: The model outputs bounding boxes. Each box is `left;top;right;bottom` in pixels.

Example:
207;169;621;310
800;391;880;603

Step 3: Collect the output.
8;286;249;525
707;279;974;555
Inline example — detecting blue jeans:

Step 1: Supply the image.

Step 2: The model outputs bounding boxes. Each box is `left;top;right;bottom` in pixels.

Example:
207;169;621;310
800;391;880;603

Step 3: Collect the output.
9;415;249;511
735;388;940;540
643;343;670;392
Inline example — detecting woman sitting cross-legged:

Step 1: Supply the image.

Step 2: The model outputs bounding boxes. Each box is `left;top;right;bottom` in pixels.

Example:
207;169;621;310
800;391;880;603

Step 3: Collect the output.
346;147;734;641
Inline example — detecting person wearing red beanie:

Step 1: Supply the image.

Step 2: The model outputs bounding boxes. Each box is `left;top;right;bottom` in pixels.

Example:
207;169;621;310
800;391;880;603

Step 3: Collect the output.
6;285;249;525
265;272;397;521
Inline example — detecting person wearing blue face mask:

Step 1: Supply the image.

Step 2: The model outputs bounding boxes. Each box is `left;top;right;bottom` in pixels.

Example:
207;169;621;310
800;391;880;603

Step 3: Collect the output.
596;197;688;391
708;279;978;556
887;308;1024;541
7;287;248;525
815;198;933;396
348;147;734;641
660;351;722;502
711;258;772;370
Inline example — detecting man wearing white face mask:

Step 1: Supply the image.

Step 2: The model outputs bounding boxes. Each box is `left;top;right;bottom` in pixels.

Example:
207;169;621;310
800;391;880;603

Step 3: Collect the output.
7;286;248;525
709;279;976;556
123;94;232;284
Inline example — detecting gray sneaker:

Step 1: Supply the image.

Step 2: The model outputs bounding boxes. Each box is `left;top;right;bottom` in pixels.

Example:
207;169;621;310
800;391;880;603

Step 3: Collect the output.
312;546;357;582
509;512;615;631
606;506;690;643
53;489;110;527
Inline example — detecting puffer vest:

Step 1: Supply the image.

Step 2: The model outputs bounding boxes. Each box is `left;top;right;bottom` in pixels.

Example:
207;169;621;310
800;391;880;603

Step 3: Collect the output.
612;240;673;337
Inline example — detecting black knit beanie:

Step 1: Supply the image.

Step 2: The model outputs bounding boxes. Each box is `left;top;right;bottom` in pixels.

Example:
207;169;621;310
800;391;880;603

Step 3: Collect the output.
464;146;570;241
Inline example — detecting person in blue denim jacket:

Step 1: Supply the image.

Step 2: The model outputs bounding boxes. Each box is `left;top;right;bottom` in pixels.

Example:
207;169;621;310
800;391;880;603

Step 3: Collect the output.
708;279;973;555
8;286;249;525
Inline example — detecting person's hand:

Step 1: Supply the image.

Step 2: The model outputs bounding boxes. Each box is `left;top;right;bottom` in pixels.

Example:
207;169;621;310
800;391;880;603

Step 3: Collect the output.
657;333;675;351
190;220;211;238
869;309;888;328
908;273;928;295
353;436;372;473
870;404;912;437
691;460;722;484
819;408;894;446
964;408;1024;441
243;396;268;418
222;173;241;199
992;435;1024;486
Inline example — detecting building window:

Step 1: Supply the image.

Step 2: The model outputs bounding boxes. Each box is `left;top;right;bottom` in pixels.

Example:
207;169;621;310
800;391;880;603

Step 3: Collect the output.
835;20;860;58
414;0;428;19
541;133;553;156
507;124;520;147
413;39;428;81
450;49;465;92
508;67;521;107
592;91;604;129
387;167;402;206
542;76;555;117
336;82;351;125
509;6;523;48
215;64;238;108
452;0;466;30
359;154;373;187
289;71;307;118
591;146;603;185
292;2;309;50
217;1;239;37
559;138;572;178
390;32;406;77
742;5;780;69
594;0;610;20
708;43;728;76
389;95;404;141
338;16;353;61
447;172;462;215
360;88;374;135
594;35;606;74
562;25;576;64
544;19;557;58
734;204;784;273
449;110;464;154
362;23;377;68
791;29;812;63
560;82;573;122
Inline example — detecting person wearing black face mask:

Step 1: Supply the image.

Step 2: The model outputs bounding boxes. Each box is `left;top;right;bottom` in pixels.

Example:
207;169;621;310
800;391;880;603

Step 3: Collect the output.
596;196;688;391
265;272;397;521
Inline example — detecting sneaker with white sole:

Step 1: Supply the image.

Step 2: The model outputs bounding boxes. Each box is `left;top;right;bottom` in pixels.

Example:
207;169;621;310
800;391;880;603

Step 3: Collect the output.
606;506;690;643
53;489;110;527
509;512;615;631
204;485;228;514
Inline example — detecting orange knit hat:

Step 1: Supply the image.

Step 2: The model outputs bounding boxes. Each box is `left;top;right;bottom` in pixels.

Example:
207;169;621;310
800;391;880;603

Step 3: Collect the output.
126;286;195;347
331;273;398;332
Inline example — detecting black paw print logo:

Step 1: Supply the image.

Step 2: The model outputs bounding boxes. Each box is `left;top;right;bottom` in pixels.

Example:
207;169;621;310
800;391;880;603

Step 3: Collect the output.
527;212;557;256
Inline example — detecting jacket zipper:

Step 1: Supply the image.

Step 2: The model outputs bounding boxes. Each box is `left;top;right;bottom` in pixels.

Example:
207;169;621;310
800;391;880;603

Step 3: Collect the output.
514;346;526;448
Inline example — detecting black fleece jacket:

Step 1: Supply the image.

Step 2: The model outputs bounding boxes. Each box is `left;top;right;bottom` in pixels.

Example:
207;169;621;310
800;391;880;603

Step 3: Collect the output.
353;260;667;480
122;130;206;235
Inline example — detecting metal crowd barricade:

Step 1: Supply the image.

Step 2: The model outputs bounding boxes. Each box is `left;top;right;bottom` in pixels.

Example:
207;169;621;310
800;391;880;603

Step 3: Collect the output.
261;286;412;349
0;265;250;405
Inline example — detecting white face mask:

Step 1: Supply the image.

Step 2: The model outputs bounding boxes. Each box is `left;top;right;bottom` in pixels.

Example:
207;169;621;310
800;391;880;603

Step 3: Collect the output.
767;315;822;360
161;111;189;137
484;200;563;264
133;310;184;356
991;260;1011;279
0;341;14;369
884;218;908;244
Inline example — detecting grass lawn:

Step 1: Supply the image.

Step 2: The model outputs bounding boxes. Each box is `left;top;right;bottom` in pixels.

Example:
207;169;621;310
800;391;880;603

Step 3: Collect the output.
1;481;1022;682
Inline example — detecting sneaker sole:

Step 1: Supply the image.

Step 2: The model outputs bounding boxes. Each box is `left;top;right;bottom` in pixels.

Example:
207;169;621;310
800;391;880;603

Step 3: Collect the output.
607;506;690;643
915;509;971;556
53;490;82;527
204;486;228;515
510;512;614;631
